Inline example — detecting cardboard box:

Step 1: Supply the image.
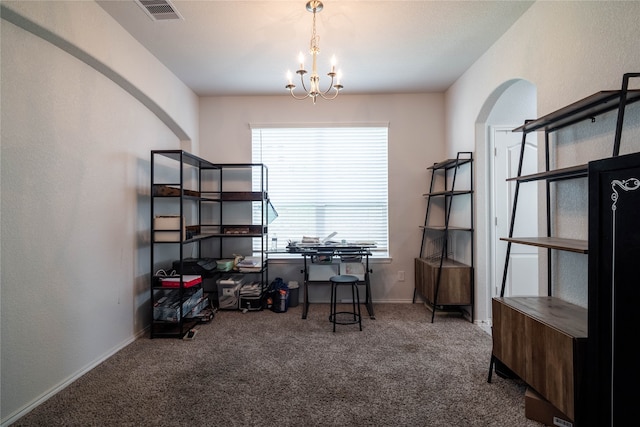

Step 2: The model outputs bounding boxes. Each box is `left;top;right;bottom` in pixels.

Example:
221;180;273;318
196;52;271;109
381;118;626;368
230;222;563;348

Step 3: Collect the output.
524;387;574;427
154;215;185;242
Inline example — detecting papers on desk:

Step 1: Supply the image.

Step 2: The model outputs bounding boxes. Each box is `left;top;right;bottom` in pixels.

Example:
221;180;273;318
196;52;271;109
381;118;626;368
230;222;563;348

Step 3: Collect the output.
236;256;263;272
301;236;320;244
287;241;377;249
353;241;377;246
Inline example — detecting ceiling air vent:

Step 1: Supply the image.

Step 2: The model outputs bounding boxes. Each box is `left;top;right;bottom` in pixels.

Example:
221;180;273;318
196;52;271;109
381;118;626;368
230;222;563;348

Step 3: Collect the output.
135;0;183;21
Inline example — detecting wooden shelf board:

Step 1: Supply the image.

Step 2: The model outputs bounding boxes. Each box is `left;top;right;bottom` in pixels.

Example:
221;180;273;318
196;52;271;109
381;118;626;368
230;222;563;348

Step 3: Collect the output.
500;236;588;253
506;164;588;182
420;225;473;232
428;157;472;170
494;296;588;338
152;150;218;169
513;90;640;133
424;190;473;197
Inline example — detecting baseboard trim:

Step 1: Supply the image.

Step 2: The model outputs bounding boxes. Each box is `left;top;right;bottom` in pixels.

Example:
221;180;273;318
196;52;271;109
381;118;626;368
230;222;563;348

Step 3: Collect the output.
1;327;148;427
475;319;492;335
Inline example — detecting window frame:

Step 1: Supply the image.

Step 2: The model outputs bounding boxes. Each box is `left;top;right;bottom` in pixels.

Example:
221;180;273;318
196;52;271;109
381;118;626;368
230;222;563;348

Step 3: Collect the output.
251;124;389;255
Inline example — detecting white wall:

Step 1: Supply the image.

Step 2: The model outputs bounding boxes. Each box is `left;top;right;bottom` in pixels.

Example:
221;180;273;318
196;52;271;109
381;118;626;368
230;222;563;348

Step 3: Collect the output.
0;1;198;424
446;0;640;321
199;94;446;304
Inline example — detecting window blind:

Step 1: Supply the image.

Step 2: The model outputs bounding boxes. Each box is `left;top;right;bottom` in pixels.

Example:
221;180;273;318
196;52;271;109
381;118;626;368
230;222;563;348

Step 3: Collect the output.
251;126;389;253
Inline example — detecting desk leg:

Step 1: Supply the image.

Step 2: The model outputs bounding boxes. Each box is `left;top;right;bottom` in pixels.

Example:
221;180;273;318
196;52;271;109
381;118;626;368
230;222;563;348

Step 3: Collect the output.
364;272;375;319
302;257;309;319
302;279;309;319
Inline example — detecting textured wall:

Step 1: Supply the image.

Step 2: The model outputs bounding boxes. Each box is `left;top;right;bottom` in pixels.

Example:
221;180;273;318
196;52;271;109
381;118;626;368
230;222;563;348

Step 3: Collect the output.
446;1;640;319
0;2;197;423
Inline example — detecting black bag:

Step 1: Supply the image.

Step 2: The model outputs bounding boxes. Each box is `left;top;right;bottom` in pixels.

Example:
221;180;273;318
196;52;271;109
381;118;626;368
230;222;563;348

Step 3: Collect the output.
264;277;289;313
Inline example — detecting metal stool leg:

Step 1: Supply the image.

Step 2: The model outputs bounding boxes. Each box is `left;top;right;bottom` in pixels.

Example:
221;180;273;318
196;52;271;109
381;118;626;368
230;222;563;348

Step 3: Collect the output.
331;281;337;332
354;282;362;331
351;282;357;322
329;282;335;323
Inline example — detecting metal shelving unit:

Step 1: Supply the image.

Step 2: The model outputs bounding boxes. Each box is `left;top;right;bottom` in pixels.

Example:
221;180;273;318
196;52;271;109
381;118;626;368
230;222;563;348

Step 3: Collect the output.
414;151;474;323
150;151;271;338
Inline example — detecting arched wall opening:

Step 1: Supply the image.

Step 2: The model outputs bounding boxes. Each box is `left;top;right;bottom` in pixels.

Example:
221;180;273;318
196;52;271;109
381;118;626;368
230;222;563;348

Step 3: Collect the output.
473;79;537;326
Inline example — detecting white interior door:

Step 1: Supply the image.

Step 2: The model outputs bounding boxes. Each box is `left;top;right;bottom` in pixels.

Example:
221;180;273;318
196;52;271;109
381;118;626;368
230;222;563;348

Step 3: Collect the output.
491;126;538;298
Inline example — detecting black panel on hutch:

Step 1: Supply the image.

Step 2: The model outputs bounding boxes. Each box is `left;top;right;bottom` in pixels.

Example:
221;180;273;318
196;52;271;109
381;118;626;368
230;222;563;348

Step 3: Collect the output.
588;151;640;426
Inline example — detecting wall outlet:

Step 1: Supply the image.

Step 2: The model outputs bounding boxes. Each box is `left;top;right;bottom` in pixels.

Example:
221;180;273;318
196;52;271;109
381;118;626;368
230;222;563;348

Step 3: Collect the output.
398;270;405;281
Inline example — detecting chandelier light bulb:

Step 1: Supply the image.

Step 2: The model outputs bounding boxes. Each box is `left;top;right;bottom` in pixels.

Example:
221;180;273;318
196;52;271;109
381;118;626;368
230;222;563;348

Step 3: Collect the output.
285;1;343;104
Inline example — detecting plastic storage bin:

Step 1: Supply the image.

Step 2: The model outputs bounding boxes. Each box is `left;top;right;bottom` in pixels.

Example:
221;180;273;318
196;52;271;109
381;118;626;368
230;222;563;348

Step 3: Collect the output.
216;276;245;310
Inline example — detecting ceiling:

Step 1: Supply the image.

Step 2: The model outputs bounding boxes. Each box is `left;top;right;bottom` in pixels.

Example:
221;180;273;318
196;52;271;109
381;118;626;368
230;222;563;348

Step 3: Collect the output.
97;0;534;97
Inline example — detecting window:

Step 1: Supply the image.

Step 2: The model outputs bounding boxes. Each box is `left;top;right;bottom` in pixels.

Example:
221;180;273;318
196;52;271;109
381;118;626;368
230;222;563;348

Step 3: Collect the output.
251;125;389;254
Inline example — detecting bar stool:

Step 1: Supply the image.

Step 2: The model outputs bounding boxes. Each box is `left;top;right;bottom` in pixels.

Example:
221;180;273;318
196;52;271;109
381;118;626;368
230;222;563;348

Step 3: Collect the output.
329;275;362;332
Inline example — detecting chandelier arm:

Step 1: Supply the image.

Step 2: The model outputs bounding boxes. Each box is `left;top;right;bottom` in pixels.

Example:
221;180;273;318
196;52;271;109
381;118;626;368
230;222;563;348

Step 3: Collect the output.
288;88;312;100
318;73;337;95
318;88;340;100
298;72;311;93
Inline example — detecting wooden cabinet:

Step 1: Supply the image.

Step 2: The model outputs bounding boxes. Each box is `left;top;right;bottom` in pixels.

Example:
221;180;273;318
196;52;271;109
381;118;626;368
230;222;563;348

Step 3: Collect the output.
414;258;471;305
492;297;587;420
414;152;474;322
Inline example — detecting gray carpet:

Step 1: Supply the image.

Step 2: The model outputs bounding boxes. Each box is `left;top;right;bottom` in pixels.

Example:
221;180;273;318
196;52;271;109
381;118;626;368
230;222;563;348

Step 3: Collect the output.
13;303;541;426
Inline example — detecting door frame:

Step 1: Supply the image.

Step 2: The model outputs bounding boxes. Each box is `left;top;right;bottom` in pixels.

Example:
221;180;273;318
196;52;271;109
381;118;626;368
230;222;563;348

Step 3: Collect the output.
489;125;539;299
489;125;518;299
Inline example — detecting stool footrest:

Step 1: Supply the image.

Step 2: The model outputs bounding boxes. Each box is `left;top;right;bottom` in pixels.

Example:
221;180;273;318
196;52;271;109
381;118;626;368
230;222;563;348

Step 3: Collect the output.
329;311;361;325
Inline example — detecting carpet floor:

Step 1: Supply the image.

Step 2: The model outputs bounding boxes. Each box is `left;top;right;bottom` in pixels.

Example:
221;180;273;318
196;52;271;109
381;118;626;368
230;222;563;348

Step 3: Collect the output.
13;303;542;426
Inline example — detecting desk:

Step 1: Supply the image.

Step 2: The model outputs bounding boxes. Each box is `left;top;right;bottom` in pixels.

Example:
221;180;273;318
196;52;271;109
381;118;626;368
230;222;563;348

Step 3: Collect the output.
287;245;375;320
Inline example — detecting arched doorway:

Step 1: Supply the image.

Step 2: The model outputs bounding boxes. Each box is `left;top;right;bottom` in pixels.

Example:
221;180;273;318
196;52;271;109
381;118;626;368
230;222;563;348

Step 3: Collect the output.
473;79;537;330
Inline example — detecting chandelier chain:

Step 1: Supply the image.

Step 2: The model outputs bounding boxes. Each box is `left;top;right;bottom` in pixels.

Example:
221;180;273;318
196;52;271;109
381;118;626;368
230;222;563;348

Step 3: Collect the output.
310;7;319;54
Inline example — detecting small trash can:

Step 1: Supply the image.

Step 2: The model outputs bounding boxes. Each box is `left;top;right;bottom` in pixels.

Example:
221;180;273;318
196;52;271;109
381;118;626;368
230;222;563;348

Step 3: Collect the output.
288;281;300;307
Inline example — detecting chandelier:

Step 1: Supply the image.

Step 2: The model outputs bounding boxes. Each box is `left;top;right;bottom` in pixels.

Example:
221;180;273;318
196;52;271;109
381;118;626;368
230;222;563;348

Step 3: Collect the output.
286;1;343;104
